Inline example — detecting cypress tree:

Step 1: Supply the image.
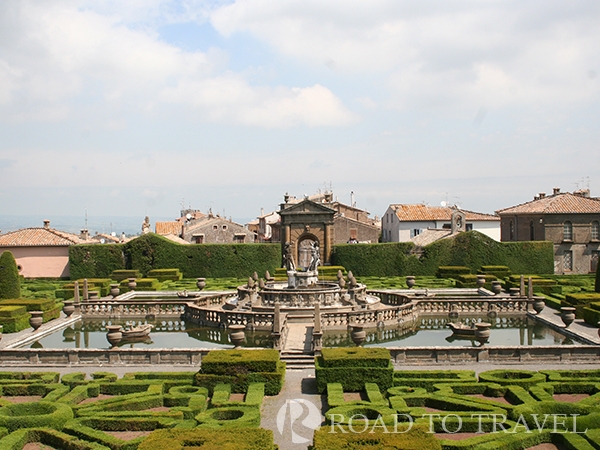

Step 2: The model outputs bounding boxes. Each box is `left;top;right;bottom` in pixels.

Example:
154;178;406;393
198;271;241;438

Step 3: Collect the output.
0;251;21;299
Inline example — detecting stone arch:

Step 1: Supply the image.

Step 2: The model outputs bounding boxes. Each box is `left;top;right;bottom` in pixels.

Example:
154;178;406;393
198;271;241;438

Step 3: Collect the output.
297;233;319;270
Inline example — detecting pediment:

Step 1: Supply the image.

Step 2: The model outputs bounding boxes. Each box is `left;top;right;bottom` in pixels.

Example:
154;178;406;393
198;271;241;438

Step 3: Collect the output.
279;199;336;216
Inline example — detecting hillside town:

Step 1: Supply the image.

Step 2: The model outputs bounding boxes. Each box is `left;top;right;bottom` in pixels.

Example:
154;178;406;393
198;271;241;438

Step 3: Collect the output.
2;186;599;279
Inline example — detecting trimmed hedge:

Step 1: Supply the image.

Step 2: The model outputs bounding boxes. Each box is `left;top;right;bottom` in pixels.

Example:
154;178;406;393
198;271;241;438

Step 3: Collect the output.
311;425;441;450
0;401;74;432
331;231;554;276
0;252;20;299
139;428;277;450
70;233;281;279
316;348;393;393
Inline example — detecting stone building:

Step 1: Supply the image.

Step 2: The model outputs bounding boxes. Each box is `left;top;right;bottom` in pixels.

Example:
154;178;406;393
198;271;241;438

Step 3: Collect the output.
277;191;380;267
156;209;253;244
496;187;600;274
381;204;500;242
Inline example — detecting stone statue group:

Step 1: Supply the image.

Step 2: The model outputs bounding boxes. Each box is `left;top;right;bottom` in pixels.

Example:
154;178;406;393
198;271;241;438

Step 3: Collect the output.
283;241;320;272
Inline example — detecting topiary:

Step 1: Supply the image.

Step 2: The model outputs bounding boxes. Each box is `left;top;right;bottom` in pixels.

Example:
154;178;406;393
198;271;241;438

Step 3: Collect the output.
0;252;20;299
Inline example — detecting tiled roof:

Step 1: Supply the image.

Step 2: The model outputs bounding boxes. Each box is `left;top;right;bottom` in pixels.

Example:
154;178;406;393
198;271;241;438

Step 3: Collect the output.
496;193;600;215
161;234;189;244
411;229;452;247
0;228;84;247
155;221;183;236
390;204;498;222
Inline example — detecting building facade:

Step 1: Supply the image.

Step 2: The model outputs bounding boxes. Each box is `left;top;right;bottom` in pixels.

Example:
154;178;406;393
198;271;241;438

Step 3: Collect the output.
381;204;500;243
496;188;600;274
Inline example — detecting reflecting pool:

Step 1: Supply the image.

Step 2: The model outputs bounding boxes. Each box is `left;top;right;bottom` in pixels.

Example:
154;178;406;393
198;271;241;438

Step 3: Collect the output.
323;315;587;348
24;319;272;349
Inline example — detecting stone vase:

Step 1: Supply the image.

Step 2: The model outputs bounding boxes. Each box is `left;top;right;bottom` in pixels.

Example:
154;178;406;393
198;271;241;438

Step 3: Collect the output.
476;275;486;288
127;278;137;291
350;324;367;347
406;276;416;289
228;324;246;348
29;311;44;331
491;281;503;295
560;307;576;328
532;298;545;314
196;278;207;291
106;325;123;348
475;322;491;345
110;284;120;298
62;300;75;318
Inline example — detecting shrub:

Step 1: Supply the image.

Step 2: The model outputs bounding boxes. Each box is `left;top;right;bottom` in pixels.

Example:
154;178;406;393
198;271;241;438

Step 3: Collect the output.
0;402;74;432
311;425;441;450
138;427;277;450
478;370;546;389
0;252;20;299
147;268;183;281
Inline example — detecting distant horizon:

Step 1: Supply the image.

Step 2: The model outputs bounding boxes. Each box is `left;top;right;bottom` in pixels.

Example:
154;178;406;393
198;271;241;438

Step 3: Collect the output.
0;214;256;237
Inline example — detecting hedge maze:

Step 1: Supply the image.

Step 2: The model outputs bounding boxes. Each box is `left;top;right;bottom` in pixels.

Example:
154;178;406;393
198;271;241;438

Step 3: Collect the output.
312;348;600;450
1;349;600;449
0;350;282;449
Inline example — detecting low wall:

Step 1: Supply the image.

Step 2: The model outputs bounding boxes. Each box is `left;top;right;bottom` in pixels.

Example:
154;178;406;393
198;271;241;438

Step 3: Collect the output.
0;348;210;366
390;345;600;365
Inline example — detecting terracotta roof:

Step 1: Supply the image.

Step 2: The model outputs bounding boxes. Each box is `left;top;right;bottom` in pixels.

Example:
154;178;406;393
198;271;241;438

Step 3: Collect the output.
390;204;498;222
161;234;189;244
496;192;600;215
411;229;452;247
155;221;182;236
0;227;84;247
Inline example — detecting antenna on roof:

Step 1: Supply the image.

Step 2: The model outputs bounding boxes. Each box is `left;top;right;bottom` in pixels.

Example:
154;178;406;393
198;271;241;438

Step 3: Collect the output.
85;206;88;229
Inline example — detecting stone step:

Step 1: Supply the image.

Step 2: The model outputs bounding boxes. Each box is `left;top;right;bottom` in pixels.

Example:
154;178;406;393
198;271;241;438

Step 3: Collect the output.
280;352;315;369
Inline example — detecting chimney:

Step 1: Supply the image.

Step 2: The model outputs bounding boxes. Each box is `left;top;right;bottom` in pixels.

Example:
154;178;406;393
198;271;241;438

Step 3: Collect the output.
538;192;546;199
43;220;50;229
80;229;89;241
553;187;560;195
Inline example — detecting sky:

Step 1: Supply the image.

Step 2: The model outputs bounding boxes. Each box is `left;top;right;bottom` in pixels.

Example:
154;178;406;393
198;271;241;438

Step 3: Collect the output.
0;1;599;234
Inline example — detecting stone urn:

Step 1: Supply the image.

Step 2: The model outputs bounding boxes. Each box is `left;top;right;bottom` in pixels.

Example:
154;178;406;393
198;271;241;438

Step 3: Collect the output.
491;281;503;295
88;292;99;300
406;276;416;289
532;297;546;314
106;325;123;348
350;324;367;347
228;324;246;349
29;311;44;331
196;278;207;291
110;283;120;298
62;326;75;342
127;278;137;291
476;275;486;288
62;300;75;318
475;322;491;345
560;307;576;328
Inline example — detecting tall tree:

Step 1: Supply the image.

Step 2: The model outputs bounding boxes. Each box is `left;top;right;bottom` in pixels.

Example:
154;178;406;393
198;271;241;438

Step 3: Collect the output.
0;251;21;299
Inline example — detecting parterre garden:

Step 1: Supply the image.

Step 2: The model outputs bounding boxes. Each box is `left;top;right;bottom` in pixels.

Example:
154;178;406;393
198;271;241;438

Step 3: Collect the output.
0;348;600;449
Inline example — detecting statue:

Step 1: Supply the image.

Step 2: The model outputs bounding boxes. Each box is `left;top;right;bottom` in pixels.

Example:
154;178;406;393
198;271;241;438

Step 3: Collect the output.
142;216;151;234
308;241;321;272
283;242;296;271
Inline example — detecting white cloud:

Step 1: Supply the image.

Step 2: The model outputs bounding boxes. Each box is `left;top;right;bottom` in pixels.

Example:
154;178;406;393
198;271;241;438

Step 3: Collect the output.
0;1;353;127
210;0;600;113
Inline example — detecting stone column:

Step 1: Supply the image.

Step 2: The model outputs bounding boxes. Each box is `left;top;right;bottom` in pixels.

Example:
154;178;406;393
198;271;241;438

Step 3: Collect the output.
519;275;525;297
83;279;89;302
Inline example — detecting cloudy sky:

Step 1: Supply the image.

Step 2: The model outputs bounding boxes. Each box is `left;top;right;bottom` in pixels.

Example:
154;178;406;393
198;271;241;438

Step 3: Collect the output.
1;0;599;232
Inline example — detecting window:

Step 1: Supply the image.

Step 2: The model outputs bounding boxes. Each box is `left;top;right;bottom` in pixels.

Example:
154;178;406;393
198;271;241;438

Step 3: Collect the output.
222;225;228;230
212;225;218;230
509;220;514;240
234;233;245;243
350;229;357;239
530;220;535;240
466;224;473;231
194;235;204;244
592;221;600;241
412;229;421;238
564;250;573;271
563;221;573;241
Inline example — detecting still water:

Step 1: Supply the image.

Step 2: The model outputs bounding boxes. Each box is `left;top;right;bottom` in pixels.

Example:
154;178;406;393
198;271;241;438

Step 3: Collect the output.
25;319;272;349
323;315;586;348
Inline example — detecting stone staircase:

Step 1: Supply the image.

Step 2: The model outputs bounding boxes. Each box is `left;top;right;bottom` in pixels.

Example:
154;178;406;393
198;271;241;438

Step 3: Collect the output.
280;350;315;369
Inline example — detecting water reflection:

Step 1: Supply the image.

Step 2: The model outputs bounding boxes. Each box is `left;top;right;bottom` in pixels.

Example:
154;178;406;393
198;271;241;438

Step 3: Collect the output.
323;315;586;348
26;319;272;349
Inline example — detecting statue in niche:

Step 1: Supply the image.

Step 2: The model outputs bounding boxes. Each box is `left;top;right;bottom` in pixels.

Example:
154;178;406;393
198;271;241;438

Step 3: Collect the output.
308;241;321;272
283;242;296;271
